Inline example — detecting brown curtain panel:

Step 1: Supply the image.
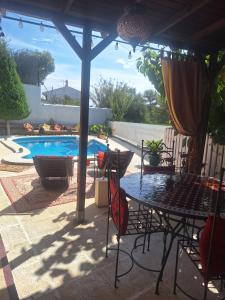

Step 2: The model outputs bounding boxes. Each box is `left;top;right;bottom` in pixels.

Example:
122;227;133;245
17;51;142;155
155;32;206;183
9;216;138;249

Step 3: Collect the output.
161;56;209;173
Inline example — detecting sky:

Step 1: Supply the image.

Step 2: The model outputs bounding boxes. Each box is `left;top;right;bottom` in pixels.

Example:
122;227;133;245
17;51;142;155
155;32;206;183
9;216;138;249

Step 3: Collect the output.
1;12;154;96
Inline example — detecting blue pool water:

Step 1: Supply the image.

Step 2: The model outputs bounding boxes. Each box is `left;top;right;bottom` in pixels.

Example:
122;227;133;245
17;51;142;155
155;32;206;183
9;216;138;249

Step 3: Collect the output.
13;136;107;159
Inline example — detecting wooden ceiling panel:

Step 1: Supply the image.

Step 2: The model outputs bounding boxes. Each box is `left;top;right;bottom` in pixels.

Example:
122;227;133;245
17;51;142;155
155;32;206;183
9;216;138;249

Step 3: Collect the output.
1;0;225;52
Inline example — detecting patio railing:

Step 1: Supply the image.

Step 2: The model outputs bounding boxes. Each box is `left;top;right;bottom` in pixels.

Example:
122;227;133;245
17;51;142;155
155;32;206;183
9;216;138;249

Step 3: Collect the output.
164;128;225;178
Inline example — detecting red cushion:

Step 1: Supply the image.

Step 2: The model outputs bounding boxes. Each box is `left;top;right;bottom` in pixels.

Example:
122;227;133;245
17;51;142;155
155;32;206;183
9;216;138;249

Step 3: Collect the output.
199;216;225;277
110;178;129;235
97;151;106;169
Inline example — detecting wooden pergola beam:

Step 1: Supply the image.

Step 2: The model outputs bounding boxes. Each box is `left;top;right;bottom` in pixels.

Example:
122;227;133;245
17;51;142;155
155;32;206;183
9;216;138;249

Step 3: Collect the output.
91;31;118;60
192;16;225;41
154;0;211;36
53;20;83;59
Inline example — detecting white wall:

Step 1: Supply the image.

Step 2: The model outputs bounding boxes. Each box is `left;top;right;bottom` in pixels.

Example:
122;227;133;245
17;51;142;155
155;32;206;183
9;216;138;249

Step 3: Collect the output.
14;84;111;125
110;121;168;146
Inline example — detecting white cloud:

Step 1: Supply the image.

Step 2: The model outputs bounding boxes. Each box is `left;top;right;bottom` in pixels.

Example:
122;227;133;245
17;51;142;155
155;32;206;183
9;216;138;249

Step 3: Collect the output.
116;58;134;69
32;37;53;43
7;36;43;51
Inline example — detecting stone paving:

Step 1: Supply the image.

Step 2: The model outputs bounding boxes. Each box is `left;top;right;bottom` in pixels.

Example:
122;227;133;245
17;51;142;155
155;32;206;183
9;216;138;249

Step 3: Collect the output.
0;137;222;299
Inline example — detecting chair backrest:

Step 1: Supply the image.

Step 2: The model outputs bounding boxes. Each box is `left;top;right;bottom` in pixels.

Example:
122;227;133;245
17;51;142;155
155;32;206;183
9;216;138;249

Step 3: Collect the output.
107;150;134;178
33;156;74;178
141;139;175;175
107;150;133;234
199;168;225;278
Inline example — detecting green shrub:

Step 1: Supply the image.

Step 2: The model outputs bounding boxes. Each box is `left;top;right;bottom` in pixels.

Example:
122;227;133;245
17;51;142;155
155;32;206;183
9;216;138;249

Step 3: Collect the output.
47;118;55;125
0;40;30;121
89;124;111;136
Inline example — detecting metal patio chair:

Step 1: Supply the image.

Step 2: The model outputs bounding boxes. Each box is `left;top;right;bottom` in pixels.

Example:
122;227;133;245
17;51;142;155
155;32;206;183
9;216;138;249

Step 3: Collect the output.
173;168;225;300
105;150;165;288
141;139;175;175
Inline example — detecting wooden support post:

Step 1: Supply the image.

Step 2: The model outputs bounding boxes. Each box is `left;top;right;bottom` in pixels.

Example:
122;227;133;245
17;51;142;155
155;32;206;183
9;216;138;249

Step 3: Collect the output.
51;19;116;224
76;25;92;223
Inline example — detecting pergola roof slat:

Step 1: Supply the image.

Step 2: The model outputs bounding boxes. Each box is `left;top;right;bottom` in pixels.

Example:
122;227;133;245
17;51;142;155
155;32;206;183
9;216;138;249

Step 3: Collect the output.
1;0;225;52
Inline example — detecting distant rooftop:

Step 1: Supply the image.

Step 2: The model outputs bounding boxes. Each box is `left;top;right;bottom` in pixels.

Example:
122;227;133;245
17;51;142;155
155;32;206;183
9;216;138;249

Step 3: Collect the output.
43;80;81;101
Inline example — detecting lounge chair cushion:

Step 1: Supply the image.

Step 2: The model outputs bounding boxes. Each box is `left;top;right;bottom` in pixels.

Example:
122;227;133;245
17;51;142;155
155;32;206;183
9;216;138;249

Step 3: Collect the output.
24;123;33;132
42;123;51;131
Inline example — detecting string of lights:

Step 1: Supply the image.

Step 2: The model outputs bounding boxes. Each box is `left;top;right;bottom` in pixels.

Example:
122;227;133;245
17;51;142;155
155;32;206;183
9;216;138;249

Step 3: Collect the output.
2;14;172;59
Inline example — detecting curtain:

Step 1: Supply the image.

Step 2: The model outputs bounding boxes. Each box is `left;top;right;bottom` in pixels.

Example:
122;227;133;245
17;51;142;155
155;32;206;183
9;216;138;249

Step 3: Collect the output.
161;56;209;173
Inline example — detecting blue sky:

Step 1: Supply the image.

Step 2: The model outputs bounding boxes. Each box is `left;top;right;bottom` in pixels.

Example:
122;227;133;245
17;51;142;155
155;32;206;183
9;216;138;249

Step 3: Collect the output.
2;12;154;95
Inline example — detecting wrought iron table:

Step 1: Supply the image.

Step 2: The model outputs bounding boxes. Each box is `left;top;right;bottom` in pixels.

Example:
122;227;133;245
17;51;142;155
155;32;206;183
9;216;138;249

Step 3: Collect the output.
120;172;225;294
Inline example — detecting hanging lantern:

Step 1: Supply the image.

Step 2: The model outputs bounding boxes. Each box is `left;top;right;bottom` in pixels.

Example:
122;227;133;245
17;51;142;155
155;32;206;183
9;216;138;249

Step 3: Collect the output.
40;22;44;32
128;51;132;59
117;3;151;52
18;18;23;29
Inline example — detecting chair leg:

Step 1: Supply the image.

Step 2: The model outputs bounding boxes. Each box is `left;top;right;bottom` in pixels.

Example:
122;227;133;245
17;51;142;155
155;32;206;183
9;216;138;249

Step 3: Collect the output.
94;159;96;184
105;205;110;258
203;280;208;300
155;233;176;294
147;210;153;252
162;230;168;266
115;234;121;288
173;240;180;295
147;232;151;251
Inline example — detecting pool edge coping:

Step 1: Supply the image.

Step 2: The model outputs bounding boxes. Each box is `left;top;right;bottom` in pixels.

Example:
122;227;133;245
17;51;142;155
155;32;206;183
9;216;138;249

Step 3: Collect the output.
0;135;108;165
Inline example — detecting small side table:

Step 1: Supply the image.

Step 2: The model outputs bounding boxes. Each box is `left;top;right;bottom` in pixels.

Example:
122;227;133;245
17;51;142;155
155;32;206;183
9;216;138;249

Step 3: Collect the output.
95;177;108;207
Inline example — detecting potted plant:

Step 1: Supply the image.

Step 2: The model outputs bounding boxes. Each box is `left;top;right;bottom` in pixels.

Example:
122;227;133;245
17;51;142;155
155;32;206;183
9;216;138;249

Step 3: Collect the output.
143;139;165;173
145;140;164;166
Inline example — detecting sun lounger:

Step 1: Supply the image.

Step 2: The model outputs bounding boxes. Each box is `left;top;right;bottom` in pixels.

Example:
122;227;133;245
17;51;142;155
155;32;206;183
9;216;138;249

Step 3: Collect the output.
33;156;74;189
23;123;39;135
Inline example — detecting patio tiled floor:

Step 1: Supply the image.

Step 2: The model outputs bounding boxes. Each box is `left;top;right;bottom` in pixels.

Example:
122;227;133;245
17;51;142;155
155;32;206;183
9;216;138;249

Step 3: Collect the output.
0;138;223;299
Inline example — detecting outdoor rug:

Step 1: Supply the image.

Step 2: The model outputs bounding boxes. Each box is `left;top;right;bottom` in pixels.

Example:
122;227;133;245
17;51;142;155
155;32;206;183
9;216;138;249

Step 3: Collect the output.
0;173;94;213
0;163;30;173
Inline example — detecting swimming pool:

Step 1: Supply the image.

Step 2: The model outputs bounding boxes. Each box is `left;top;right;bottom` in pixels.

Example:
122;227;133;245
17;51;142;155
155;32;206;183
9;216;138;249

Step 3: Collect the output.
13;136;107;159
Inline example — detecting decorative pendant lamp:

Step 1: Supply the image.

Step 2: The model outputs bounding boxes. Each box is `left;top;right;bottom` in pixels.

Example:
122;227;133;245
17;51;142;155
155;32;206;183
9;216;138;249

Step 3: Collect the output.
117;3;151;52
